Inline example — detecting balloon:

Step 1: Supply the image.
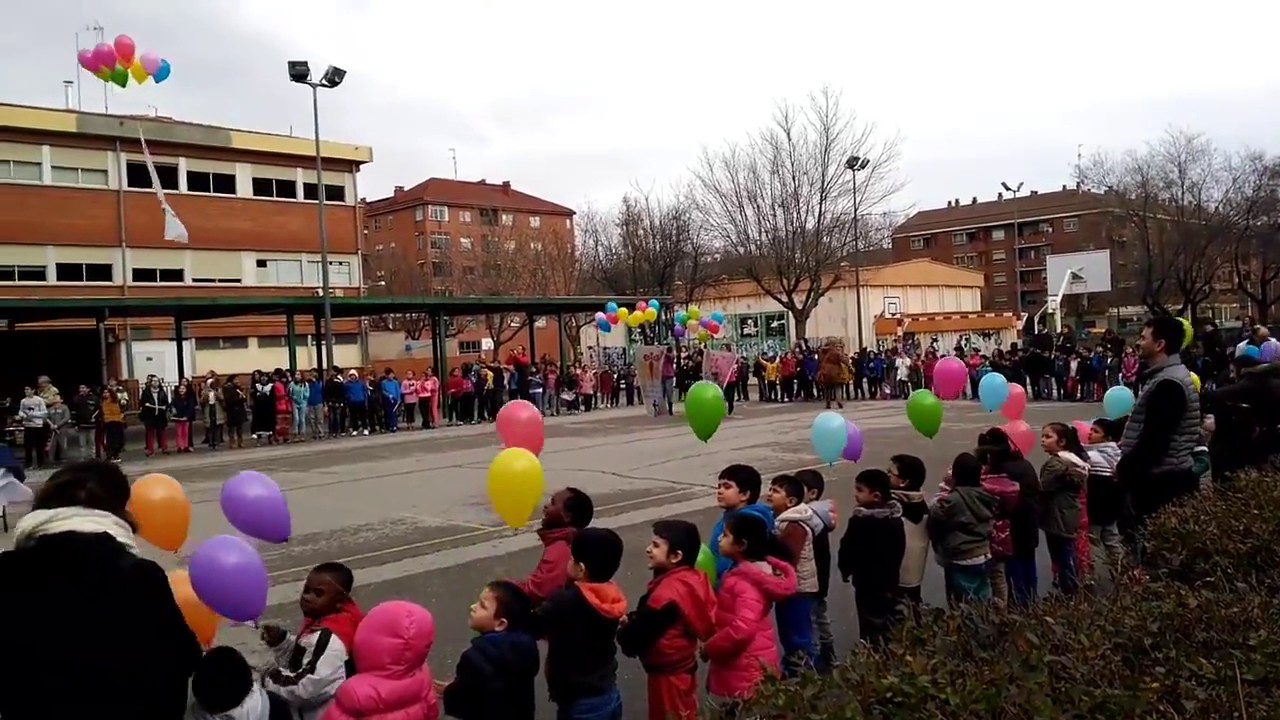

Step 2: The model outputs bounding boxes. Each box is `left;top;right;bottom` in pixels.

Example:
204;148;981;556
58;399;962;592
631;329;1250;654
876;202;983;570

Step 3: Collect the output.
1102;385;1136;419
92;43;116;71
189;535;268;622
487;447;544;529
496;399;544;456
605;312;618;325
129;59;149;85
1190;372;1201;393
627;312;643;328
643;307;658;323
695;544;717;586
113;34;137;66
843;420;864;462
605;301;619;314
978;372;1009;412
675;311;688;326
686;319;700;332
697;329;710;342
636;301;647;313
598;320;612;333
168;569;220;648
672;325;685;338
127;473;190;552
685;380;725;442
648;299;660;311
594;311;606;321
1179;318;1194;350
110;65;129;88
810;411;847;464
77;49;100;72
1261;340;1279;362
933;357;968;400
1000;383;1028;422
153;59;171;84
220;471;291;543
1071;420;1093;442
617;307;629;322
710;311;726;324
93;67;111;82
906;389;944;439
706;320;721;335
1244;345;1262;359
1004;420;1037;456
688;306;701;321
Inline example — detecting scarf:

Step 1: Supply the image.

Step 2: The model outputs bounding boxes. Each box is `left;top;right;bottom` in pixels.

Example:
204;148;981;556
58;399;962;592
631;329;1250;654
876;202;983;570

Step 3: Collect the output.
300;599;365;653
13;507;138;554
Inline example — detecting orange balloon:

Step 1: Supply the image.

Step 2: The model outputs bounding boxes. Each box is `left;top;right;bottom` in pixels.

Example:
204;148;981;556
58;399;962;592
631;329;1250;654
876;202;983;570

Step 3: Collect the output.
168;569;220;648
127;473;191;552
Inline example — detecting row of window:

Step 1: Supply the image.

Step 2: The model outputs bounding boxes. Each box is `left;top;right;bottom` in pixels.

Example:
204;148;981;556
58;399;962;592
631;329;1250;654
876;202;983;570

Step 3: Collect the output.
952;247;1053;269
911;217;1081;250
193;334;359;351
371;206;568;232
0;259;353;286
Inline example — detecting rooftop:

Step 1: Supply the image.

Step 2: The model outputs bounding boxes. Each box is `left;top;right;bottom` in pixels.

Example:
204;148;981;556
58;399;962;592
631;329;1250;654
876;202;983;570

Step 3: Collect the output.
0;102;372;164
894;187;1115;237
365;178;575;216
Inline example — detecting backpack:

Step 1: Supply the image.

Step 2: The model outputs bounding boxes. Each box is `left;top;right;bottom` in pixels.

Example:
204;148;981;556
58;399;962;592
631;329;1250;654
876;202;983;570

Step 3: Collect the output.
980;473;1021;561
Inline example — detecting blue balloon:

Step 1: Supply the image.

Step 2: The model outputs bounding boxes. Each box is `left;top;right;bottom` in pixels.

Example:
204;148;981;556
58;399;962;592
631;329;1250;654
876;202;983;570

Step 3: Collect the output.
153;59;172;84
675;311;688;326
597;319;612;333
1102;385;1135;419
1244;345;1262;359
648;299;660;311
605;301;619;314
978;372;1009;412
810;411;847;464
710;311;726;324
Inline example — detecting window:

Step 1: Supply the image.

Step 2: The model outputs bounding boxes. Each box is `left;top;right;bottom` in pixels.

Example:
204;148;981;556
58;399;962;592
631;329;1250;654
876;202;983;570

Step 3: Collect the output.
372;217;383;231
429;232;450;250
462;265;477;277
51;166;108;187
458;339;482;354
125;160;179;191
460;210;472;224
1038;222;1053;234
530;240;543;252
992;272;1008;286
459;237;473;252
990;227;1006;241
55;262;113;283
414;206;425;222
952;253;977;268
431;261;452;277
0;160;41;182
302;182;347;203
909;237;928;251
529;215;541;229
303;260;353;286
334;333;359;345
415;232;425;250
428;205;448;222
503;239;517;252
991;249;1007;263
130;267;186;284
386;215;394;229
0;265;48;282
193;337;250;351
186;169;237;195
431;287;455;297
256;336;290;348
500;213;514;227
191;276;242;284
255;259;303;284
951;232;969;246
479;208;498;226
1063;217;1079;232
565;217;572;229
993;295;1009;307
251;177;298;200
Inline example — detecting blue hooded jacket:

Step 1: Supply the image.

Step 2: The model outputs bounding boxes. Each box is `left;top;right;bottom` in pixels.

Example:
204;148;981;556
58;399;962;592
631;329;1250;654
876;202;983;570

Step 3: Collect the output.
343;378;367;403
708;502;777;586
307;379;325;406
379;376;402;403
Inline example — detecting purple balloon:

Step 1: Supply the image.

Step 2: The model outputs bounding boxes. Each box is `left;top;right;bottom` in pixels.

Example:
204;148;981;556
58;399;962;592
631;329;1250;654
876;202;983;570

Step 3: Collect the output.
842;420;864;462
220;471;291;543
673;325;686;338
189;534;268;622
1262;340;1279;362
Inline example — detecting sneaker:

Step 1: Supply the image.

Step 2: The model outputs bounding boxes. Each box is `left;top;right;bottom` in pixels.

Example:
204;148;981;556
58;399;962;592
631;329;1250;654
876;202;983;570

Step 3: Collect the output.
350;430;358;436
362;429;369;436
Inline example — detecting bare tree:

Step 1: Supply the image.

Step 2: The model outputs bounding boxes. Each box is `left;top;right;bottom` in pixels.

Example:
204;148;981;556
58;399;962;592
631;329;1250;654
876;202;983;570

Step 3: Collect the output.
460;223;557;351
693;87;904;338
363;238;470;341
1230;155;1280;322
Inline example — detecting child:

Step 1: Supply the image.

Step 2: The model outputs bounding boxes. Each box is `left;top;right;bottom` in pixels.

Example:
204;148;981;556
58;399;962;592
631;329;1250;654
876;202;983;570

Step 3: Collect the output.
887;454;930;612
191;646;292;720
440;581;540;720
765;474;819;675
324;600;439;720
171;383;197;453
702;512;797;711
976;455;1021;606
517;487;594;605
1085;417;1125;584
100;387;126;462
795;470;837;669
534;527;627;720
837;469;905;645
928;453;996;603
1038;422;1089;597
617;520;717;720
708;464;775;586
46;396;72;464
261;562;365;720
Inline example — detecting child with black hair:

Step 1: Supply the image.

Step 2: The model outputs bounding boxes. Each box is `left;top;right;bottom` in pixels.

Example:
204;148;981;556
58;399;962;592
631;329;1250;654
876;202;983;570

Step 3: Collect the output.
191;646;292;720
887;454;930;612
708;464;775;586
1085;417;1125;586
837;469;905;645
764;474;819;675
518;487;594;605
928;453;997;603
534;527;627;720
440;581;541;720
1039;422;1089;596
260;562;365;720
618;520;717;720
795;469;837;670
702;512;797;709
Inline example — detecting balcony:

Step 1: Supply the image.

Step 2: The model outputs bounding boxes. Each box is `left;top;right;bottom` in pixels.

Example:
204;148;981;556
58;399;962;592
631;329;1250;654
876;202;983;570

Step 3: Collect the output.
1017;231;1052;247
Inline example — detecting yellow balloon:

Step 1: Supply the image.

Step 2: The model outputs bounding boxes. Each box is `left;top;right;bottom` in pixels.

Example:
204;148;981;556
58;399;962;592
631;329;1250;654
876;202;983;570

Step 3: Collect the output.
627;312;643;328
643;307;658;323
697;329;710;342
129;59;149;85
616;307;629;321
686;319;699;332
687;306;701;321
1179;317;1194;350
1190;371;1201;393
487;448;545;529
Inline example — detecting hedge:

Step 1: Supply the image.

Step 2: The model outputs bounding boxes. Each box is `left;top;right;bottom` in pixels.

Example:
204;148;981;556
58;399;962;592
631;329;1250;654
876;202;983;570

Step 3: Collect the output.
713;470;1280;719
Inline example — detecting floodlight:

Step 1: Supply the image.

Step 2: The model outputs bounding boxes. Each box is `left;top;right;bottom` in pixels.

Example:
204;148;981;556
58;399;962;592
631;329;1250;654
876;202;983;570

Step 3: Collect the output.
287;61;311;84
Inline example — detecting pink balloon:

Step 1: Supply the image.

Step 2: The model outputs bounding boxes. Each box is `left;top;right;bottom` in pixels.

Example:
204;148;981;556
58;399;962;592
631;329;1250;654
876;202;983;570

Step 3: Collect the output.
496;399;545;456
1071;420;1093;442
139;51;161;76
1003;420;1037;456
92;43;117;72
1000;382;1028;421
113;34;136;65
636;302;647;313
933;356;968;400
77;49;99;72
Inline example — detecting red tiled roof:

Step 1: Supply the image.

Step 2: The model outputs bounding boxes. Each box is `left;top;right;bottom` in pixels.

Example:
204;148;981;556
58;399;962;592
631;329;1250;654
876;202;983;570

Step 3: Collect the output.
894;189;1117;236
366;178;574;216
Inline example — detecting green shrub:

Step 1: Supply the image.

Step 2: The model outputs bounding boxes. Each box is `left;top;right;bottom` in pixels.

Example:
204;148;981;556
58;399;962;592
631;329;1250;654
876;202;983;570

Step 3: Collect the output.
709;471;1280;719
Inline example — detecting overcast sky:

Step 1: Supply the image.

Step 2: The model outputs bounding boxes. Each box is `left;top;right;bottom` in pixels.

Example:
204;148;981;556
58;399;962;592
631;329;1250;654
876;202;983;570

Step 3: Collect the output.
3;0;1277;215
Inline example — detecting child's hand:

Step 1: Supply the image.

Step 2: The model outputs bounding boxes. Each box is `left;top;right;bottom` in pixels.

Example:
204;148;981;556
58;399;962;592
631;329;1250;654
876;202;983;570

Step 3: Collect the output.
260;624;286;647
433;678;451;692
618;614;630;628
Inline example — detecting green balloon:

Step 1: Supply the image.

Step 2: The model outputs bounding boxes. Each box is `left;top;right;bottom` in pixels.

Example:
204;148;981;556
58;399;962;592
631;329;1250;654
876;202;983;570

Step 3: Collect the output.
695;544;717;586
685;380;725;443
906;388;944;439
110;66;128;88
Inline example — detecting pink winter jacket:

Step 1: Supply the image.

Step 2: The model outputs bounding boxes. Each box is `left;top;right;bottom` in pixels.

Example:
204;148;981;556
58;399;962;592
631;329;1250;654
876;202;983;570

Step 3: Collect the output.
323;601;439;720
704;556;797;699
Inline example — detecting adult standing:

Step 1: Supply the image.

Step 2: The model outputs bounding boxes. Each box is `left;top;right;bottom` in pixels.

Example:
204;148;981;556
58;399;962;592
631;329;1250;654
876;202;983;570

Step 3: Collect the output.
17;385;48;468
509;345;532;402
1117;316;1201;532
818;342;849;409
0;460;201;718
139;375;170;456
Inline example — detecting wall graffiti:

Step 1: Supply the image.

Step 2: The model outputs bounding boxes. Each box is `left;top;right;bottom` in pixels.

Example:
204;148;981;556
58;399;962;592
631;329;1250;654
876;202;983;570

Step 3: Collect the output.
585;346;628;367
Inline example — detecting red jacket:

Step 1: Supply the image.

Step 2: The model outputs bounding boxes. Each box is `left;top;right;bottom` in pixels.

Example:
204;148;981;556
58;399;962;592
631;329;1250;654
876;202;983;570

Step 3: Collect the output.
623;567;716;675
704;557;796;699
516;527;575;605
445;376;465;399
779;356;797;378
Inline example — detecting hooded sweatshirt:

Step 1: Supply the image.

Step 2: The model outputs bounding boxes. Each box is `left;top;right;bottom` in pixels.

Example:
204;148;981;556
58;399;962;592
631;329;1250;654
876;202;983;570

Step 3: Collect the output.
927;485;996;563
1039;451;1089;538
516;526;575;605
323;601;439;720
806;499;837;598
1085;441;1125;527
265;600;365;720
774;503;820;594
442;630;540;720
704;557;798;699
708;503;776;586
890;489;930;588
836;501;904;596
535;581;628;705
617;566;717;674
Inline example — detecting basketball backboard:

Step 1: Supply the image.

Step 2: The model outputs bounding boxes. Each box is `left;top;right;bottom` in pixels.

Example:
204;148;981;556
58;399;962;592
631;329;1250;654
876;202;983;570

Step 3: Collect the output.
1046;249;1112;296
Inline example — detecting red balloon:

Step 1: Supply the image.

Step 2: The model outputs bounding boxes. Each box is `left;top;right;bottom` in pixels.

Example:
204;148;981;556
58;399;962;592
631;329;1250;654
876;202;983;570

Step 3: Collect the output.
605;312;618;324
706;320;721;335
1003;420;1037;456
495;399;545;456
1000;382;1028;421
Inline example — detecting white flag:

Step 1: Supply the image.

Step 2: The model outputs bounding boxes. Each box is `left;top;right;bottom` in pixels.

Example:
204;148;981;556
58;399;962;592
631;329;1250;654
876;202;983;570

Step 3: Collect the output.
138;125;189;244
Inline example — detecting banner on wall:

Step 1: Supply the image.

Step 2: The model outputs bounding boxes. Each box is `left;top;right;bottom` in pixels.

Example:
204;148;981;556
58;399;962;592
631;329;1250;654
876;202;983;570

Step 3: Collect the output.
636;346;665;408
701;350;737;387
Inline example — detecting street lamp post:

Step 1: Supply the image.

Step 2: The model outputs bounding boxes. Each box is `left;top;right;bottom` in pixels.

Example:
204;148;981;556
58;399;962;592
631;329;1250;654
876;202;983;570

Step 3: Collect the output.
289;60;347;370
845;154;871;350
1001;180;1024;335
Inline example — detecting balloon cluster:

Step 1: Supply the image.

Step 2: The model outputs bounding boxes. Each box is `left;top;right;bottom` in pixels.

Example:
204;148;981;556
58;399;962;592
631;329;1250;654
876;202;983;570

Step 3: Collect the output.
489;400;546;528
810;411;864;464
672;307;725;344
595;299;661;333
77;34;171;89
